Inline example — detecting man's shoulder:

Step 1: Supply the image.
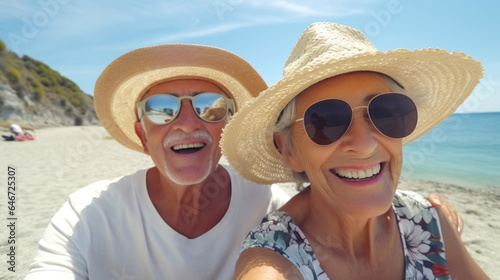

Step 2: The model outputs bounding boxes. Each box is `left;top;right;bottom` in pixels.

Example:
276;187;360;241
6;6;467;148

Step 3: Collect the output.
222;164;290;206
223;163;272;192
67;169;147;210
222;164;261;185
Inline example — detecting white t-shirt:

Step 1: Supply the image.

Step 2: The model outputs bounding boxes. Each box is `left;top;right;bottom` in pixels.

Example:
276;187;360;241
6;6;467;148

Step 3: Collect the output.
24;165;289;280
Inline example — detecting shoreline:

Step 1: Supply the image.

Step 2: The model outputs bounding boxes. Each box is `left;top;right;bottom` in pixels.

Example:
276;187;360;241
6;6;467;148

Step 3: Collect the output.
0;126;498;279
401;172;499;191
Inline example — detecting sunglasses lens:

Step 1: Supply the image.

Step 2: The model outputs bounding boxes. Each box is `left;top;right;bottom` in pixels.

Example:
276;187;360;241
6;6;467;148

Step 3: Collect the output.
144;95;179;124
304;99;352;145
142;93;231;125
193;93;229;122
369;93;417;138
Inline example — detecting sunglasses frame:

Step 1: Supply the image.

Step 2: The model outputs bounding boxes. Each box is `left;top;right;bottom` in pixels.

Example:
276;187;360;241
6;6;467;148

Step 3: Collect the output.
295;92;417;146
137;92;235;125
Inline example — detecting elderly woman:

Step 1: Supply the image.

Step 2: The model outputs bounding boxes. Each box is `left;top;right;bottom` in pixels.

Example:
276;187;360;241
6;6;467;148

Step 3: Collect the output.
221;22;489;279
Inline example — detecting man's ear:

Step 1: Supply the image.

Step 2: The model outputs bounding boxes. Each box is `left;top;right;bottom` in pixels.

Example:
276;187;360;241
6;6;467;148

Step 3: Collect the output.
134;121;150;155
274;134;304;172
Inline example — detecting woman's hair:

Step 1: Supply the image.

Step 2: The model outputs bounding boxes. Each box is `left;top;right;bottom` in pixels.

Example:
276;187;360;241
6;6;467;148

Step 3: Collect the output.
274;73;407;191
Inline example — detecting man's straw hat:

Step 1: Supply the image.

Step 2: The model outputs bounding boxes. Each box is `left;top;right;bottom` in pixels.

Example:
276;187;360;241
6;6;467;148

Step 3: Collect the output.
221;22;483;185
94;44;267;153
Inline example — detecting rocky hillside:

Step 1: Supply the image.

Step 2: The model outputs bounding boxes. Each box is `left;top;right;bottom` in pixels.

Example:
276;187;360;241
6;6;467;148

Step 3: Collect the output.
0;39;99;128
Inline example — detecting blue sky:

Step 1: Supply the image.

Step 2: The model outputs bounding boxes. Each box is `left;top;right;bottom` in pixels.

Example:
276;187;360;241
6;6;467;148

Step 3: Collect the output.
1;0;499;112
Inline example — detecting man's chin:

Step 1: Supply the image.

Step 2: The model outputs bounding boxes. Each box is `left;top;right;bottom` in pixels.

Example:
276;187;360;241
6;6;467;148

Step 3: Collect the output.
164;166;212;186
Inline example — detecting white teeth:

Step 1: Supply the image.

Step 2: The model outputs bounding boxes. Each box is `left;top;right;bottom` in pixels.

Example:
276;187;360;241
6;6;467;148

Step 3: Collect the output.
335;164;381;180
172;143;205;151
365;168;373;177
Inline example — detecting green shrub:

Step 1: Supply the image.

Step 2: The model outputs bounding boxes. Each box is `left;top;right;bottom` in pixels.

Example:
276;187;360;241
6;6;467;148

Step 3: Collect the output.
34;85;45;100
0;73;8;84
0;40;6;54
17;54;90;110
54;87;64;96
6;67;22;84
67;92;88;110
32;81;45;100
40;77;52;87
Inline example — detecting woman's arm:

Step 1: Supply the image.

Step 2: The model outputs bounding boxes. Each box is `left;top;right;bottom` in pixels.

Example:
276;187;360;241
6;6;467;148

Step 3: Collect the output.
437;208;490;279
234;248;303;280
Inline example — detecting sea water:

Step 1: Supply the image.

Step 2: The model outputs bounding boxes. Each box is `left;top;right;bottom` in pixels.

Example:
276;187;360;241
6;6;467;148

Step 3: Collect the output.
402;112;500;189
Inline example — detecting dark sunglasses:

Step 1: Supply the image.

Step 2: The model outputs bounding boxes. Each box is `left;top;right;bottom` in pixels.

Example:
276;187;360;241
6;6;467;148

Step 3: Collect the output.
137;93;235;125
295;93;418;145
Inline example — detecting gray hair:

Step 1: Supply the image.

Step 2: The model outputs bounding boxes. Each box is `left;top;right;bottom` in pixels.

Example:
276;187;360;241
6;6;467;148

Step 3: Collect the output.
274;73;407;191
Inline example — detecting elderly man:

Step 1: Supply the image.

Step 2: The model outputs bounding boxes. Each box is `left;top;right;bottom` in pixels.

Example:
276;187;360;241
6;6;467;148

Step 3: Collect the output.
25;44;461;280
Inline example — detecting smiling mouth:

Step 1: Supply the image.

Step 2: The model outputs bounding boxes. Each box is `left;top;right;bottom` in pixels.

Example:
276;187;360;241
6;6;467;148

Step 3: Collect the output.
333;163;382;181
171;143;206;154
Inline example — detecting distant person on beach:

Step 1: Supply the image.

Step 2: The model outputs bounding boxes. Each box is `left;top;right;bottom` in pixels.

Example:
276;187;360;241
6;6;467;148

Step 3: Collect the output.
25;44;463;279
222;22;489;279
2;123;34;141
10;124;23;135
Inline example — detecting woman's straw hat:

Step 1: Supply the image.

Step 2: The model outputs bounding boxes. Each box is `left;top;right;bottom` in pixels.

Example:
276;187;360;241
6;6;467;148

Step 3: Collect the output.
94;44;267;153
221;22;483;185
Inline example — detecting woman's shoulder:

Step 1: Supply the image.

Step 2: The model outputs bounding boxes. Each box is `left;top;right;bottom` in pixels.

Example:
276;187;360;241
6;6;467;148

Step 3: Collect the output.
394;190;433;211
280;186;311;223
249;211;296;237
242;210;322;279
393;190;440;226
243;210;308;253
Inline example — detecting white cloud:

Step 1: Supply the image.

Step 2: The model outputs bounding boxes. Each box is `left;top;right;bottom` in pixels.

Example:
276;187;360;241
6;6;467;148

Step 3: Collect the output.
245;0;368;17
258;0;327;16
71;0;368;38
137;0;370;45
1;0;372;48
146;22;250;44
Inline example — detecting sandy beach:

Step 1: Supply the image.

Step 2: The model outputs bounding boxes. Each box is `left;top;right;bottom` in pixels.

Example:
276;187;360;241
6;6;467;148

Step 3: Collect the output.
0;126;498;279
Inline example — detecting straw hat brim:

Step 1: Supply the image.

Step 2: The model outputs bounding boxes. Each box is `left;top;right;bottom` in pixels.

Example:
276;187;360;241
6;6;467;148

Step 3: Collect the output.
94;44;267;153
221;48;483;185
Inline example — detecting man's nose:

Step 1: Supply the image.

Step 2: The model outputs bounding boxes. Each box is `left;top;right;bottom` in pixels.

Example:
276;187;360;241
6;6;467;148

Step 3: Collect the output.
170;100;202;132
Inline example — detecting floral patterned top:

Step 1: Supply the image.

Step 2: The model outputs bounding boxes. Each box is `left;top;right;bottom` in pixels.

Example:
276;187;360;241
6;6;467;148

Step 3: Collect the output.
241;190;450;280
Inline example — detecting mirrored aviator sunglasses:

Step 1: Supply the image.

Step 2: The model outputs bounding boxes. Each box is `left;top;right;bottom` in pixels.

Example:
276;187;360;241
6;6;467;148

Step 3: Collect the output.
137;92;235;125
295;93;418;145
